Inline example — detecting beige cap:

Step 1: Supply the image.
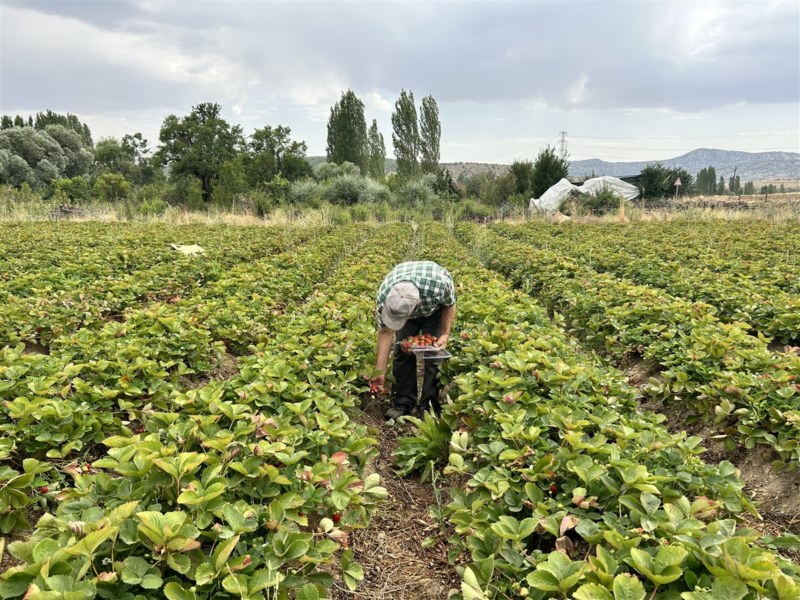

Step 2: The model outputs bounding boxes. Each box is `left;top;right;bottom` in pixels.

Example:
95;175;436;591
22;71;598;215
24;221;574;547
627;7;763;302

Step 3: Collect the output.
381;282;420;330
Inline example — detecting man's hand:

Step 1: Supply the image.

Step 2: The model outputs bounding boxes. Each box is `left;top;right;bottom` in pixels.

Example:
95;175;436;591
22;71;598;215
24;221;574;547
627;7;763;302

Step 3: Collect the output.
368;373;386;394
435;333;449;349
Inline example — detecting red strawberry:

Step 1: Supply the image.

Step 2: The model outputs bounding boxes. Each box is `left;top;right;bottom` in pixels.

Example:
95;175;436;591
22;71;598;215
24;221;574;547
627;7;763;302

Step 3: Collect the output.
39;485;48;494
332;513;341;524
549;484;558;494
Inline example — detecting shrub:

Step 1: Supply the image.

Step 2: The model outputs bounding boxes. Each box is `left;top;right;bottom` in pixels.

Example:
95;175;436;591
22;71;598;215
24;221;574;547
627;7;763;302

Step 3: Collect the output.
323;174;367;205
560;185;622;215
138;198;168;216
358;178;393;204
288;179;323;207
395;177;436;206
349;204;371;222
164;176;204;208
93;172;132;202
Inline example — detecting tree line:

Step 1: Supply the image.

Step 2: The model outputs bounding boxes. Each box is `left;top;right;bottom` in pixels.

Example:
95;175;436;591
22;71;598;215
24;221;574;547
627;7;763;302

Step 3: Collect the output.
0;102;790;214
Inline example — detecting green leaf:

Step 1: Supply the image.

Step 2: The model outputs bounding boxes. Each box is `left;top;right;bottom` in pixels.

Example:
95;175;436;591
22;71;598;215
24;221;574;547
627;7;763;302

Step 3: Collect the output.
341;549;364;591
249;569;284;592
575;583;613;600
194;563;216;586
222;574;248;596
33;538;60;564
168;552;192;574
120;556;150;585
461;566;489;600
296;583;320;600
641;492;661;516
612;573;646;600
164;582;198;600
140;572;163;590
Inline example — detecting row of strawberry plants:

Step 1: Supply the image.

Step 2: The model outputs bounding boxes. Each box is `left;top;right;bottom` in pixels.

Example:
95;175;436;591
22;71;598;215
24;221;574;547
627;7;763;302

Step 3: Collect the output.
0;223;303;296
457;223;800;465
498;222;800;343
0;224;370;471
0;225;319;346
0;223;414;600
525;220;800;295
395;223;800;599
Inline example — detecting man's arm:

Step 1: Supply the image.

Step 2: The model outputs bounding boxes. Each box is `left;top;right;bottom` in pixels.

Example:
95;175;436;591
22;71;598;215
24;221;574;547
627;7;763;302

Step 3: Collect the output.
370;327;395;389
436;304;456;349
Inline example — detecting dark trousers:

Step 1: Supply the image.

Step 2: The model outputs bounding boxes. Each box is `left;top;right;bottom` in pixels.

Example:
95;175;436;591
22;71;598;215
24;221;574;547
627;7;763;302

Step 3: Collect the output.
392;308;443;413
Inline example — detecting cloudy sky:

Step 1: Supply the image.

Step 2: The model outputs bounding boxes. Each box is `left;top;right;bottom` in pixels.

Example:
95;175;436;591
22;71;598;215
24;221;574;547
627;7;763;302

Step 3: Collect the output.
1;0;798;163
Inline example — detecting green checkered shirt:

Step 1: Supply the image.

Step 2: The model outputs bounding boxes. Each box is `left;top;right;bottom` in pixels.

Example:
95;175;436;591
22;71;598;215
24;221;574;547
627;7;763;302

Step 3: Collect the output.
376;261;456;328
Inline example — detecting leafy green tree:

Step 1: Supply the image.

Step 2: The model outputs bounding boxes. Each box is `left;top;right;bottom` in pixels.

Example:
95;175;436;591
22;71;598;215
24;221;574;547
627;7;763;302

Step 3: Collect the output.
531;146;569;198
639;163;693;198
1;116;12;129
44;125;93;178
419;95;440;175
367;120;386;179
728;175;741;194
392;89;420;178
0;126;67;188
743;181;755;194
93;172;132;202
246;125;310;186
34;110;93;147
718;175;725;195
212;155;248;206
156;102;244;202
509;159;535;196
52;176;91;202
433;167;459;199
696;166;718;194
326;90;367;174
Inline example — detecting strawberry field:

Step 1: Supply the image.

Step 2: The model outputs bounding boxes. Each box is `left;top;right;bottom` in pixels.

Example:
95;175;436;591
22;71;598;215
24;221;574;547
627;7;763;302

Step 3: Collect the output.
0;220;799;599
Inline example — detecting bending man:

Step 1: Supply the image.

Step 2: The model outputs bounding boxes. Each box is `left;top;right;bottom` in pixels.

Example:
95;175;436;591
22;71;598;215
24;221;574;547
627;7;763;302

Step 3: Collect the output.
369;261;456;420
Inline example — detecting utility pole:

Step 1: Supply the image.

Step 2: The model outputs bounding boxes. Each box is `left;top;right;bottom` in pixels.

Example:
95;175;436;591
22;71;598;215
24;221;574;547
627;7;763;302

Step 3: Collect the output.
558;131;568;162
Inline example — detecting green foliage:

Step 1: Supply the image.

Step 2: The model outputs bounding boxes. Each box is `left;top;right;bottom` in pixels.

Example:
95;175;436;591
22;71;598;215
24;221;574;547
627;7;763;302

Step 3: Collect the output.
138;197;168;216
326;90;367;174
165;175;204;208
0;126;67;188
323;174;367;205
639;163;694;199
419;95;441;175
211;155;248;207
509;159;535;197
392;89;420;178
52;176;91;203
560;184;622;215
695;166;717;194
367;119;386;179
156;102;244;202
288;179;323;207
246;124;311;185
395;175;436;205
93;172;132;202
531;146;569;198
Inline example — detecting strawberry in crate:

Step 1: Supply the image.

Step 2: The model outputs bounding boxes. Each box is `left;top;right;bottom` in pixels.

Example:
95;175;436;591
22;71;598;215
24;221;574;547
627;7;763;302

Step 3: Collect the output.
399;333;438;354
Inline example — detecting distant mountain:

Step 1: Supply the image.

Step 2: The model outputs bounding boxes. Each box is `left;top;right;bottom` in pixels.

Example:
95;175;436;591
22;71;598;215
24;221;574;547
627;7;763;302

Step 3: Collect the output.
568;148;800;181
309;149;799;182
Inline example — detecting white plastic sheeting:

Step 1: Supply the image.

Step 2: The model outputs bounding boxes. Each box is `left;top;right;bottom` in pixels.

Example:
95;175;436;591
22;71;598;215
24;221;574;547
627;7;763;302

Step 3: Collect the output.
529;176;640;212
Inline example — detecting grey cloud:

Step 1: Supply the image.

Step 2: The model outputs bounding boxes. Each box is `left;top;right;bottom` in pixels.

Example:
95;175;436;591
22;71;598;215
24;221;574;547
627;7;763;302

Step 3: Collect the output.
1;0;797;119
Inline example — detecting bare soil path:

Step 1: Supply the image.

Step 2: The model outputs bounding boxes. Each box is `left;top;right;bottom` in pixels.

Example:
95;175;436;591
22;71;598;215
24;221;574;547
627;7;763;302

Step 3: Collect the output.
330;394;460;600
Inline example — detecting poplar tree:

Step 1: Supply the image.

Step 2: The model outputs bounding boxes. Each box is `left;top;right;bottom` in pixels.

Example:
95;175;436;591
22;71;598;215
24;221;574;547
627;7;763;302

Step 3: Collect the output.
326;90;367;174
391;89;419;178
367;119;386;179
419;95;441;174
